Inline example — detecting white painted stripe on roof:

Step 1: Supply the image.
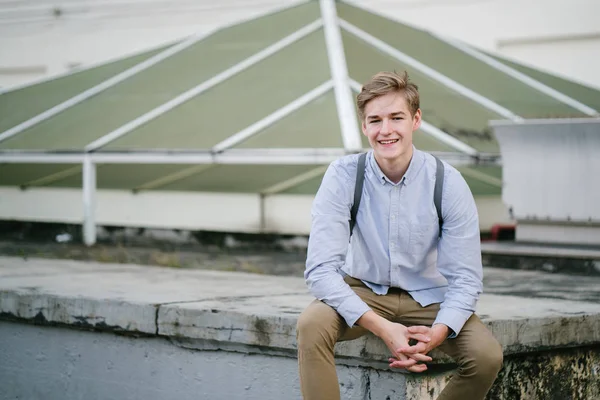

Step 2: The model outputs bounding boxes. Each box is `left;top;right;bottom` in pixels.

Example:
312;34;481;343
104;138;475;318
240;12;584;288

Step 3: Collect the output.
321;0;362;153
340;20;523;123
438;36;599;117
213;80;334;153
261;165;328;195
349;79;478;155
0;31;216;145
85;19;324;152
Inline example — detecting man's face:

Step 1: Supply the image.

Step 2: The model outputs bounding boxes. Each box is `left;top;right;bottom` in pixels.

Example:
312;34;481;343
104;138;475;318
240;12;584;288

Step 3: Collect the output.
361;92;421;163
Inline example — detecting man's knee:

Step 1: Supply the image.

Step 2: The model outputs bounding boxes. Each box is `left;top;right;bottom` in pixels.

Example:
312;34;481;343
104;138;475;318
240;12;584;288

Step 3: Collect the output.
296;301;341;350
462;337;503;378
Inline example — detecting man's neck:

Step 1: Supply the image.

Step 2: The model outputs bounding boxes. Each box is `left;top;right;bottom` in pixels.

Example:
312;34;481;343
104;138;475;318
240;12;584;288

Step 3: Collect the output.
374;148;414;184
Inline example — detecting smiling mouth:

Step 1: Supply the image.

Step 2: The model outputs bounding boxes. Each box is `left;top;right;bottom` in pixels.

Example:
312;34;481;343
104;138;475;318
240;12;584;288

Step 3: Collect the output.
378;139;399;144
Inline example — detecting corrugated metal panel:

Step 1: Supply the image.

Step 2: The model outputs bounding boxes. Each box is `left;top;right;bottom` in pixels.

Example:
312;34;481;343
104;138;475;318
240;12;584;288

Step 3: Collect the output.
493;118;600;222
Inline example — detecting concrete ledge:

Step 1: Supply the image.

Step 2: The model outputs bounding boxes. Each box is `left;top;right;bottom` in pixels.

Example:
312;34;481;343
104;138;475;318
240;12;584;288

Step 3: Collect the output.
2;256;600;399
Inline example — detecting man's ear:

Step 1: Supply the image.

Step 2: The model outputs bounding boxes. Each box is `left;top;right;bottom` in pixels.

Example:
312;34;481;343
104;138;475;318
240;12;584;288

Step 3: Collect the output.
413;109;422;131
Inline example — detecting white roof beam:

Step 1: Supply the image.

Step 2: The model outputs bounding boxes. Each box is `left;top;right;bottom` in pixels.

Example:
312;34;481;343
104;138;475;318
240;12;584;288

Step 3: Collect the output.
340;20;524;123
213;80;334;153
0;30;215;144
0;148;495;166
438;36;599;117
320;0;363;153
349;79;478;155
85;19;324;152
261;166;329;195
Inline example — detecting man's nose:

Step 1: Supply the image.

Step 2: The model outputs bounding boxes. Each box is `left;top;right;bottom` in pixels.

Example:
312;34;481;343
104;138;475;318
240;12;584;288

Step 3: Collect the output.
380;118;391;134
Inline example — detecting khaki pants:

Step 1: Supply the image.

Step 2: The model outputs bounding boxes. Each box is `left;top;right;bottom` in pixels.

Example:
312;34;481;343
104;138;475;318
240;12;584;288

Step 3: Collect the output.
297;277;503;400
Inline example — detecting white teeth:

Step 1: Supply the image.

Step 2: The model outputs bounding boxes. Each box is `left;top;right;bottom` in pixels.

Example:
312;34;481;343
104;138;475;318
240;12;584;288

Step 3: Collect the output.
379;139;398;144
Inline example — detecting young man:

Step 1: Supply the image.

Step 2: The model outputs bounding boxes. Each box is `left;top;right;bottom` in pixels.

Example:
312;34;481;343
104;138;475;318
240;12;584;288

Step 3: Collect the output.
297;71;503;400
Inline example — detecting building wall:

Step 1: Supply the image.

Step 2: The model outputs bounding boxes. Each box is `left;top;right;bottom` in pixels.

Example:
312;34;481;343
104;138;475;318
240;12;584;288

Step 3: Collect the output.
0;0;599;90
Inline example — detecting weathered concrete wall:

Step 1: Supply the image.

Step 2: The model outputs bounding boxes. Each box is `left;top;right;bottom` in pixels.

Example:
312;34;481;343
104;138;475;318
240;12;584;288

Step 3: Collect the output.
2;321;599;400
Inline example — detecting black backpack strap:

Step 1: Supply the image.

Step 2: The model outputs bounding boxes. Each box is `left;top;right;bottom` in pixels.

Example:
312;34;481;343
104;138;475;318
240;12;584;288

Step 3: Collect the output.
433;155;445;238
350;152;367;238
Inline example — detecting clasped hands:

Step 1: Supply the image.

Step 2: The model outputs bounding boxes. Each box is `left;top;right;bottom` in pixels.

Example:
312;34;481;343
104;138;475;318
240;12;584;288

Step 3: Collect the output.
380;321;449;373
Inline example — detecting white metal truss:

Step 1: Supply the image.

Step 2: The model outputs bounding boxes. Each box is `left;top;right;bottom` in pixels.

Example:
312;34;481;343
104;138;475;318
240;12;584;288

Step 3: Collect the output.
349;79;479;155
438;36;599;117
0;148;496;166
212;80;334;153
320;0;363;153
82;156;97;246
260;165;329;195
339;19;524;123
84;19;324;152
0;31;215;145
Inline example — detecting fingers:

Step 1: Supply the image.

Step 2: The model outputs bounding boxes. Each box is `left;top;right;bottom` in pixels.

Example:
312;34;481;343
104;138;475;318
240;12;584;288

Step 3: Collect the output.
406;352;432;363
407;325;431;335
407;333;431;343
388;359;428;372
407;364;428;373
397;341;428;354
388;357;417;368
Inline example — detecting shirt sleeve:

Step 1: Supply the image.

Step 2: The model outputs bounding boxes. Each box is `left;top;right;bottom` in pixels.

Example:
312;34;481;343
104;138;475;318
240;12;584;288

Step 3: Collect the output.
433;166;484;338
304;161;372;327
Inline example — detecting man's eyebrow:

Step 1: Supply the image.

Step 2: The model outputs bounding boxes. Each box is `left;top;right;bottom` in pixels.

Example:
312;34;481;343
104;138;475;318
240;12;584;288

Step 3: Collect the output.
366;111;406;120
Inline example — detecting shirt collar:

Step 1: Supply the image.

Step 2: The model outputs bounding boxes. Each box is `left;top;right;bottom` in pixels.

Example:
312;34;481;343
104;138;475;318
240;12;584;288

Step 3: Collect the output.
368;146;424;186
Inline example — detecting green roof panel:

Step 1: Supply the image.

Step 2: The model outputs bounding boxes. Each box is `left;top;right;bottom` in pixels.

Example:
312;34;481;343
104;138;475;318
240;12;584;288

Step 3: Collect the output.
339;3;587;119
0;164;80;187
236;90;343;148
159;164;322;192
484;52;600;113
0;46;169;134
344;31;501;153
0;2;321;151
104;29;330;150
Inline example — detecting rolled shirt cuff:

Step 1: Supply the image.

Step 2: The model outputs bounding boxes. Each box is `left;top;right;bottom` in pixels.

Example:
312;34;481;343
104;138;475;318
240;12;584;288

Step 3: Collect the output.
433;307;473;339
335;294;372;328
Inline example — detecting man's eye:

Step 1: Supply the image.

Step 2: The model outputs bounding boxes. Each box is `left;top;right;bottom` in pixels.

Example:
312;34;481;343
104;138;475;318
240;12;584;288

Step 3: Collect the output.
370;120;380;124
393;117;403;120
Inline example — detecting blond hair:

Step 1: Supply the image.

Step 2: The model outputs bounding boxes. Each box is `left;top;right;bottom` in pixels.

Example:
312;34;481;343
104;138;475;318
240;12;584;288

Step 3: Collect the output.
356;71;420;120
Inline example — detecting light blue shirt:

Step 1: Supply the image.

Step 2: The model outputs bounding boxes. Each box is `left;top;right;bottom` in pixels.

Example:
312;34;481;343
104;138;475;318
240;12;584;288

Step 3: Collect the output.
305;148;483;337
